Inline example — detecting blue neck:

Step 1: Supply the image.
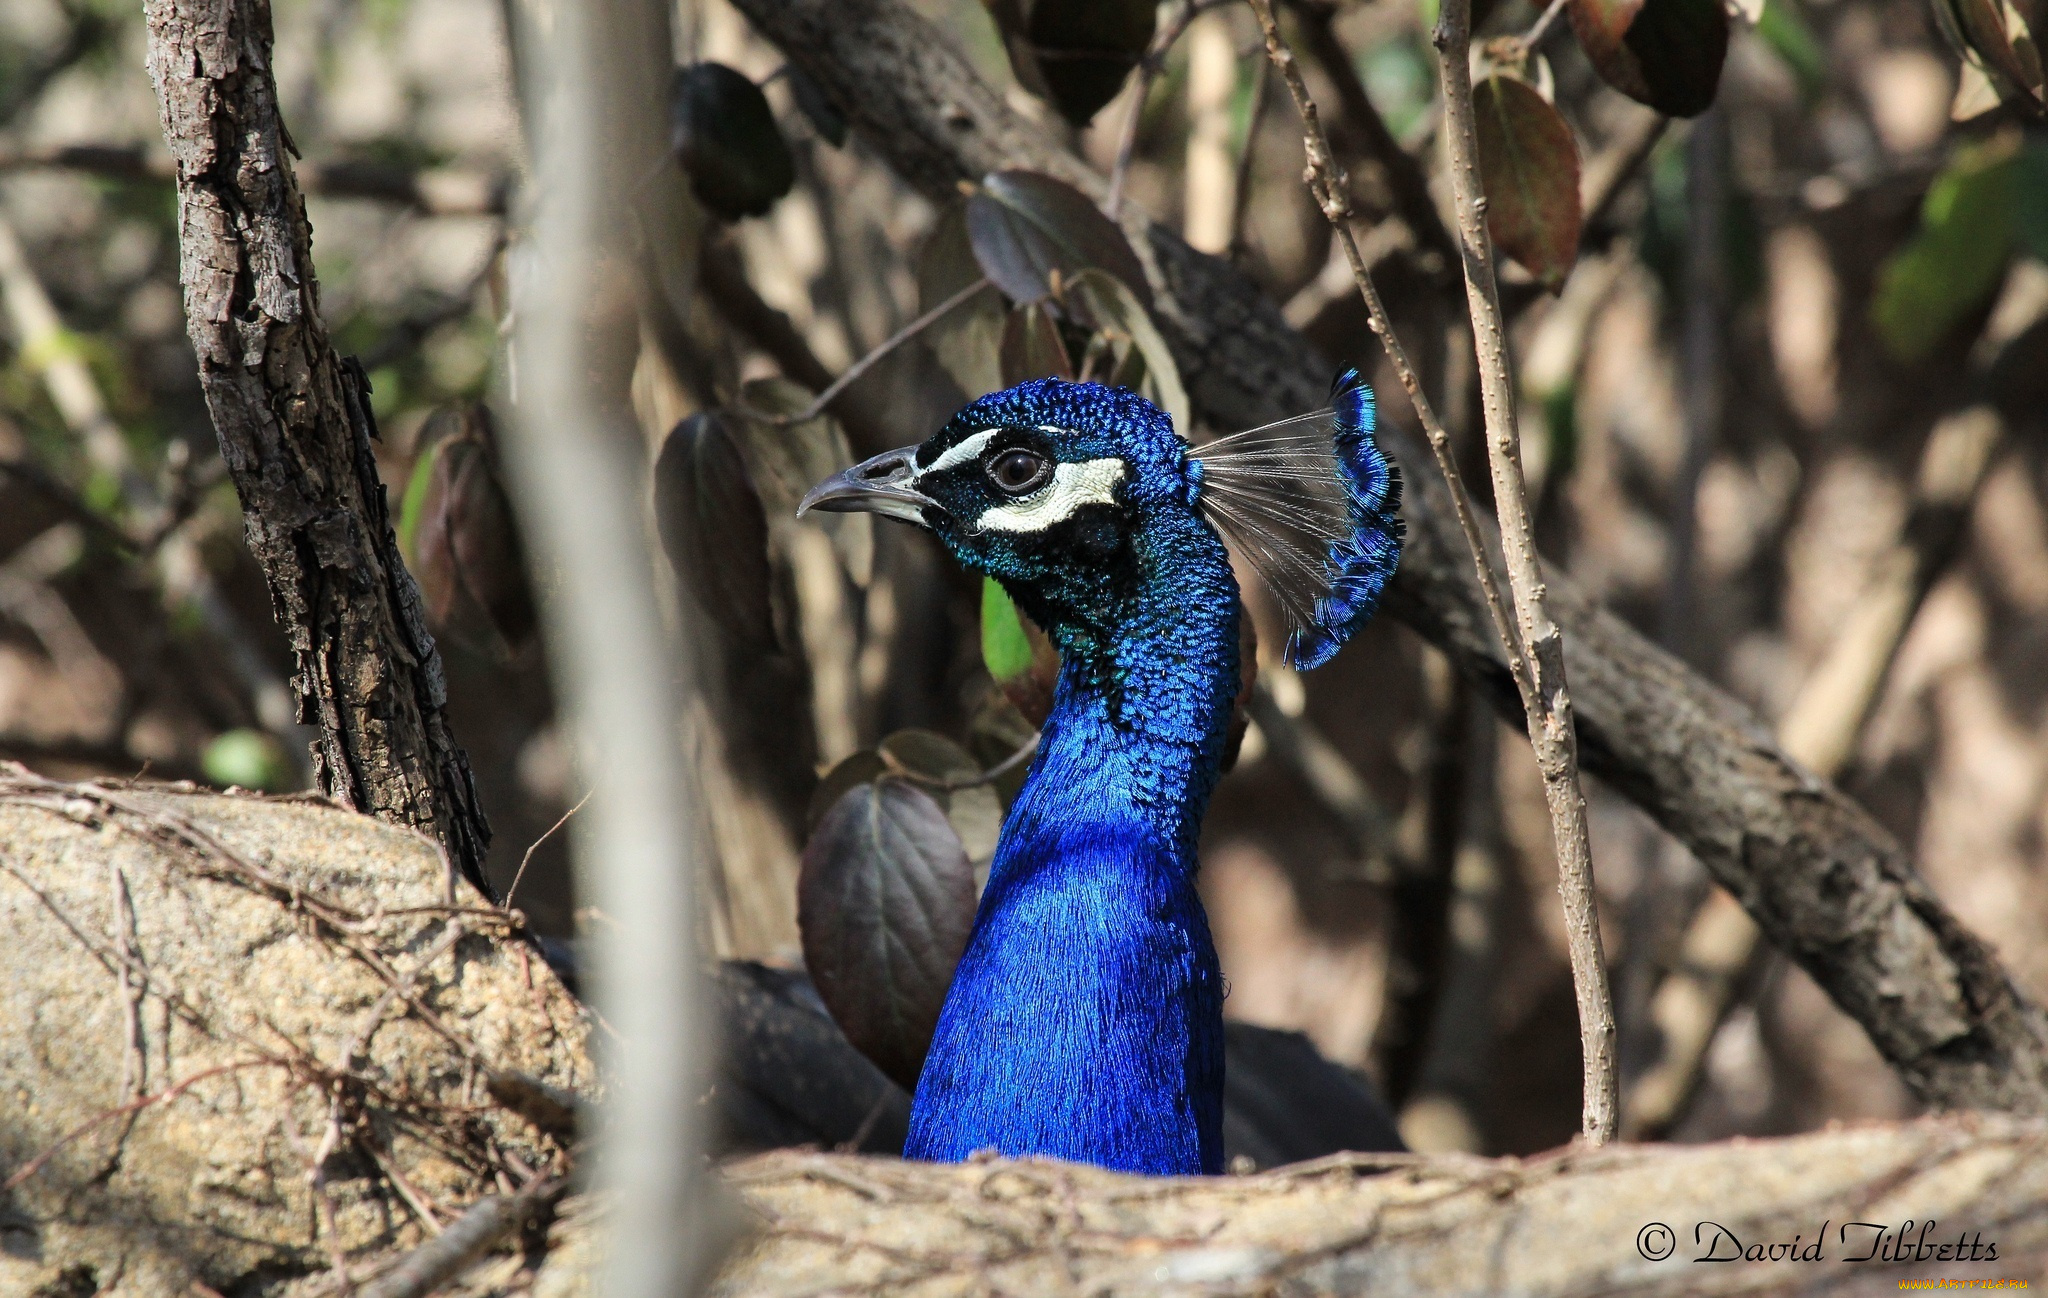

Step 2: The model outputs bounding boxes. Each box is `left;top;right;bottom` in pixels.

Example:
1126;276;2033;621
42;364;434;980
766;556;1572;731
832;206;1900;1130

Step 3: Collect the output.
906;511;1237;1175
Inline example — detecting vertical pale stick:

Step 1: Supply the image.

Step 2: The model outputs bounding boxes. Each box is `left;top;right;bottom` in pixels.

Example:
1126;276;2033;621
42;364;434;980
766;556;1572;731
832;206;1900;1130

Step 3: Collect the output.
501;0;711;1288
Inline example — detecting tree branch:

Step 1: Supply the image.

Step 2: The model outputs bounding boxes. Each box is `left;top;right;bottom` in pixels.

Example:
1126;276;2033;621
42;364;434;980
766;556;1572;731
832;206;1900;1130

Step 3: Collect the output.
1429;0;1616;1144
1290;2;1459;269
714;1117;2048;1293
727;0;2048;1117
142;0;493;894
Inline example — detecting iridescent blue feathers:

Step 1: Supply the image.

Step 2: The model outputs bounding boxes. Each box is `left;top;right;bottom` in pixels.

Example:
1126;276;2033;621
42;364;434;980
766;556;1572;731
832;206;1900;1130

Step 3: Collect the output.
1193;368;1403;669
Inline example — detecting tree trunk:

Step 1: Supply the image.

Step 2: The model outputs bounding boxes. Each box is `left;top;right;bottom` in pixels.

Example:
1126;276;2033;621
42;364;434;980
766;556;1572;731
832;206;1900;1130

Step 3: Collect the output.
142;0;492;893
725;0;2048;1117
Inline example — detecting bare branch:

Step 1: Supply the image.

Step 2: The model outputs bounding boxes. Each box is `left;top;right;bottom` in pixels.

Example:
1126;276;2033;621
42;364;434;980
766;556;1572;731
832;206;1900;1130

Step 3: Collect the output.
1428;0;1617;1145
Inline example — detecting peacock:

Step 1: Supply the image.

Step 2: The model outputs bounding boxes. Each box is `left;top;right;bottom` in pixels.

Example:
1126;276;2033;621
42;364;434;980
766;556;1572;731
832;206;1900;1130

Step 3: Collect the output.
798;370;1401;1176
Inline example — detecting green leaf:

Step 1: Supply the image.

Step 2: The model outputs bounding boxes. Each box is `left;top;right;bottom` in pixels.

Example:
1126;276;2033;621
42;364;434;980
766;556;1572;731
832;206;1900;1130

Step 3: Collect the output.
202;729;293;792
396;435;441;563
981;576;1035;683
1755;0;1826;103
980;577;1059;726
1568;0;1729;117
1873;137;2024;362
1473;75;1583;292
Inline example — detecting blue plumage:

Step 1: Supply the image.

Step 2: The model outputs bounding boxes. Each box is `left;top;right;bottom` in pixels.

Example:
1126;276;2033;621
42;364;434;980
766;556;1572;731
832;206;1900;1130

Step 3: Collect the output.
1290;368;1403;669
798;374;1399;1176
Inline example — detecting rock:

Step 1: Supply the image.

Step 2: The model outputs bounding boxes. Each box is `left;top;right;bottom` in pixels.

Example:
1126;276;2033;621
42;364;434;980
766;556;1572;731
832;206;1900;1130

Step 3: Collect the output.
0;773;592;1297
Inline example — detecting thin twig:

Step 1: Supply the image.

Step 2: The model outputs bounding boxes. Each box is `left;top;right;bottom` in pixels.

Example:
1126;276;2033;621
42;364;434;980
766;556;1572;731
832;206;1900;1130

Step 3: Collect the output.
1289;2;1458;266
1226;52;1273;262
504;789;592;909
766;277;993;425
1520;0;1571;50
1580;111;1670;234
356;1175;562;1298
1242;0;1534;710
0;142;507;216
1107;0;1197;221
1429;0;1616;1144
1;1060;283;1193
1255;0;1618;1141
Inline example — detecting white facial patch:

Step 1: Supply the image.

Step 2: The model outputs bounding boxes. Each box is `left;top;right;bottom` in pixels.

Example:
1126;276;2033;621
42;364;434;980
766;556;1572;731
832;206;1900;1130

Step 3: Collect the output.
918;429;1000;477
974;458;1126;533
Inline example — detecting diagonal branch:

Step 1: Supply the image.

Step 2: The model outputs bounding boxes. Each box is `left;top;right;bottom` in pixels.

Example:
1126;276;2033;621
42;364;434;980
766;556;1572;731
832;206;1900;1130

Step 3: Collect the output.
728;0;2048;1118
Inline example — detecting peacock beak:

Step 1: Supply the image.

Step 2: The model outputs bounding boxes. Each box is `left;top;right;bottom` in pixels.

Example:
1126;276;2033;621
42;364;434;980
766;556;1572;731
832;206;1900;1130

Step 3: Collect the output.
798;447;940;527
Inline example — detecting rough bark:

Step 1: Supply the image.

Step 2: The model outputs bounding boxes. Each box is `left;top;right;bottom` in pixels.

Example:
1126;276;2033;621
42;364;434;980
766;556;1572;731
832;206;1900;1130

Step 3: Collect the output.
707;1120;2048;1295
726;0;2048;1115
142;0;492;892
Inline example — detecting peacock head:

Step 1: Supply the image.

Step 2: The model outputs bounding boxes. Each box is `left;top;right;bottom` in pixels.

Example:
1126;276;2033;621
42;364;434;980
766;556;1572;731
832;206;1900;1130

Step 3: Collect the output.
798;379;1200;640
799;371;1402;671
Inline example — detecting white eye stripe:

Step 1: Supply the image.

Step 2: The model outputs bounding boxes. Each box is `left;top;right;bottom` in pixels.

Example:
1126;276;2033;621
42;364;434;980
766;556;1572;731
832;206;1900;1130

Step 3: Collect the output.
919;429;1001;477
973;458;1125;533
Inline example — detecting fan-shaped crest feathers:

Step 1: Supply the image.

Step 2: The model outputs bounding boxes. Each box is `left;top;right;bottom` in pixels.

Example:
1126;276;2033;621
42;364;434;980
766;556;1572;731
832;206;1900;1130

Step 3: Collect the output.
1193;369;1403;669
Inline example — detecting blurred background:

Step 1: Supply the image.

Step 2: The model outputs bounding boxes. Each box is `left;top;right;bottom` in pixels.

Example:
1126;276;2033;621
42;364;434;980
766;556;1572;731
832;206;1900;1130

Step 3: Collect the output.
0;0;2044;1160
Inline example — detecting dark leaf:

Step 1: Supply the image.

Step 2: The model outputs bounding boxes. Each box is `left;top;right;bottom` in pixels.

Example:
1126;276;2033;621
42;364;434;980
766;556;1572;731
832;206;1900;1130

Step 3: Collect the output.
728;376;874;585
670;62;796;219
1567;0;1728;117
404;404;536;652
653;412;777;647
814;733;1003;872
787;64;849;146
965;169;1151;309
987;0;1156;126
1931;0;2045;112
799;779;978;1091
998;301;1075;384
1472;75;1583;292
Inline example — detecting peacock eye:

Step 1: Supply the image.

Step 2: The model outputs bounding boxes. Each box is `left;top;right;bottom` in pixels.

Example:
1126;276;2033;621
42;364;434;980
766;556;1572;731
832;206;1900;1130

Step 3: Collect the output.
987;449;1051;497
